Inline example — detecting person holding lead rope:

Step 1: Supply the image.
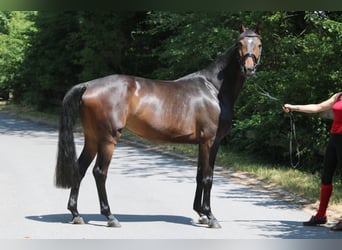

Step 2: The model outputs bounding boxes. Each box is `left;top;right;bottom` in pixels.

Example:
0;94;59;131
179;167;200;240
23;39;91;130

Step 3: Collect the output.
283;92;342;231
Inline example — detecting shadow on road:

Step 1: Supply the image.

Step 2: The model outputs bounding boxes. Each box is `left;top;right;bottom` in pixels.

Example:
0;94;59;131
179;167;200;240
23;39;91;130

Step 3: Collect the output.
0;112;57;138
217;185;303;210
25;213;193;226
234;219;342;239
26;214;342;238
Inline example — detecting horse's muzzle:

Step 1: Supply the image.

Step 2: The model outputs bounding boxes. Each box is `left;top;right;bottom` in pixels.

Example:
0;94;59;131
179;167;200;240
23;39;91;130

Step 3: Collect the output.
242;65;257;77
241;53;258;77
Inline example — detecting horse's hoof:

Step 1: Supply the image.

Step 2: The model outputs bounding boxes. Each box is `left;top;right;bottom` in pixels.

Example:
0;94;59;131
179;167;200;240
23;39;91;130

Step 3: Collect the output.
71;216;85;224
107;218;121;227
208;219;221;229
198;215;209;225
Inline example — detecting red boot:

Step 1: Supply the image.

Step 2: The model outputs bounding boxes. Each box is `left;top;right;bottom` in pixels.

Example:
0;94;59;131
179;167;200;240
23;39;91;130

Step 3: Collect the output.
303;184;332;226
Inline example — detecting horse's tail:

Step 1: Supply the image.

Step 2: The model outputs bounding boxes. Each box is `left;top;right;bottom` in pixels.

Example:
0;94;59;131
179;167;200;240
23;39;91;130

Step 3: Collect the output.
55;84;87;189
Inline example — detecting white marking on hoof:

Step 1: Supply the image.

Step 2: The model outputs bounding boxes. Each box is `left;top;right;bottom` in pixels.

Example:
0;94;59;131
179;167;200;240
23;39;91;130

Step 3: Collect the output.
107;218;121;227
198;215;209;225
71;216;85;224
208;219;221;229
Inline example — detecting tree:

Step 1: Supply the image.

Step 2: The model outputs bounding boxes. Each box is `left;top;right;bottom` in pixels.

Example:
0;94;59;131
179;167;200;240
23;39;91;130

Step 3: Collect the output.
15;11;143;110
133;11;263;80
73;11;140;82
14;11;81;108
0;11;36;100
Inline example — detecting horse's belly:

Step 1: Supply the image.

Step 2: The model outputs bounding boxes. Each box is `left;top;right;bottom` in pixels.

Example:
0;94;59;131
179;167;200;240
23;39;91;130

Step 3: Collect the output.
125;117;197;143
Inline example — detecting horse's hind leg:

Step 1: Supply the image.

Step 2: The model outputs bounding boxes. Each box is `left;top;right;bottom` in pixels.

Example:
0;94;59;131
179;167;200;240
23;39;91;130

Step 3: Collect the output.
93;141;121;227
68;140;96;224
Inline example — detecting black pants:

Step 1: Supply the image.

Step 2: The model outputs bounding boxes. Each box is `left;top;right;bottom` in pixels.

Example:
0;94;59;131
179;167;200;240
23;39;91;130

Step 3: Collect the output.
321;134;342;185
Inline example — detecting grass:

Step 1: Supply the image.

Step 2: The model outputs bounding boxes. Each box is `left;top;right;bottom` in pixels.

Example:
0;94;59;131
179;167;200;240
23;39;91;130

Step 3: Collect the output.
2;101;342;215
0;101;59;122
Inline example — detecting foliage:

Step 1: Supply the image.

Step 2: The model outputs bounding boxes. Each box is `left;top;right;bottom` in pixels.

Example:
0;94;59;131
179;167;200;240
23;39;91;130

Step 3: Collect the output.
133;11;264;79
233;11;342;170
0;11;36;100
71;11;140;81
1;10;342;172
11;11;80;108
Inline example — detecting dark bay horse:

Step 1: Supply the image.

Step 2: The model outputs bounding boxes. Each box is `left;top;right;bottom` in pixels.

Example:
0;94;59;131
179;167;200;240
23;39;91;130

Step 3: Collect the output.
55;24;262;228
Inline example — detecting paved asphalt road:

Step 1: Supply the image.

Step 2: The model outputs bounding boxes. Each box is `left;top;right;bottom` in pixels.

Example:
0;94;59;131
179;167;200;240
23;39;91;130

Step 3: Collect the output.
0;111;341;239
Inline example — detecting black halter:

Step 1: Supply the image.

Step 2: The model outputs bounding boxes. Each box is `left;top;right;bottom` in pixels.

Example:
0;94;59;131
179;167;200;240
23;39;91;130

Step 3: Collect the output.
236;33;262;71
241;52;260;67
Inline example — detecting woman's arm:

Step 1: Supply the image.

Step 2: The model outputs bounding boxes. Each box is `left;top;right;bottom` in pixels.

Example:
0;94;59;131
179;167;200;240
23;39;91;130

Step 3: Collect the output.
283;92;341;113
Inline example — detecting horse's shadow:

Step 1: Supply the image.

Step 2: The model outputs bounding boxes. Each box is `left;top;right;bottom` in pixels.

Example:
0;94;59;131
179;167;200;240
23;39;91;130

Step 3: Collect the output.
25;213;194;227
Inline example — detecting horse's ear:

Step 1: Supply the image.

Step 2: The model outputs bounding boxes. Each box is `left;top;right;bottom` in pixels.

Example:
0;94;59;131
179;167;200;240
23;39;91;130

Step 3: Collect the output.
240;24;246;33
255;23;262;35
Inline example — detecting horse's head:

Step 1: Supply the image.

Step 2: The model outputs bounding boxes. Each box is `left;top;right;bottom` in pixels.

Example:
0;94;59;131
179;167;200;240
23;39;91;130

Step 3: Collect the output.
236;24;262;77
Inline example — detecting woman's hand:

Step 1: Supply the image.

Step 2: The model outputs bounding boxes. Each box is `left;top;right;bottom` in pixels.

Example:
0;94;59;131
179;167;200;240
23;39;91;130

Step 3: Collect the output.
283;104;294;113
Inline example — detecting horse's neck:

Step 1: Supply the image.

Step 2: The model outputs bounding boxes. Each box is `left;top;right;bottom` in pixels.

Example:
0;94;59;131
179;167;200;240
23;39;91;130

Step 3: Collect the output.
201;49;244;106
219;70;244;108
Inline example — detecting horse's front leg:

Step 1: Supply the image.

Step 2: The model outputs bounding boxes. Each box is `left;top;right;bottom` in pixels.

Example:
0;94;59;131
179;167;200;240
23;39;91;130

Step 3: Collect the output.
194;141;221;228
193;162;205;222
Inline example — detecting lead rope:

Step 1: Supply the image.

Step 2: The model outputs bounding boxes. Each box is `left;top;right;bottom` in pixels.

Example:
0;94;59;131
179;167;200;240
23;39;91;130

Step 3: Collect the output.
288;112;300;168
254;83;300;168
